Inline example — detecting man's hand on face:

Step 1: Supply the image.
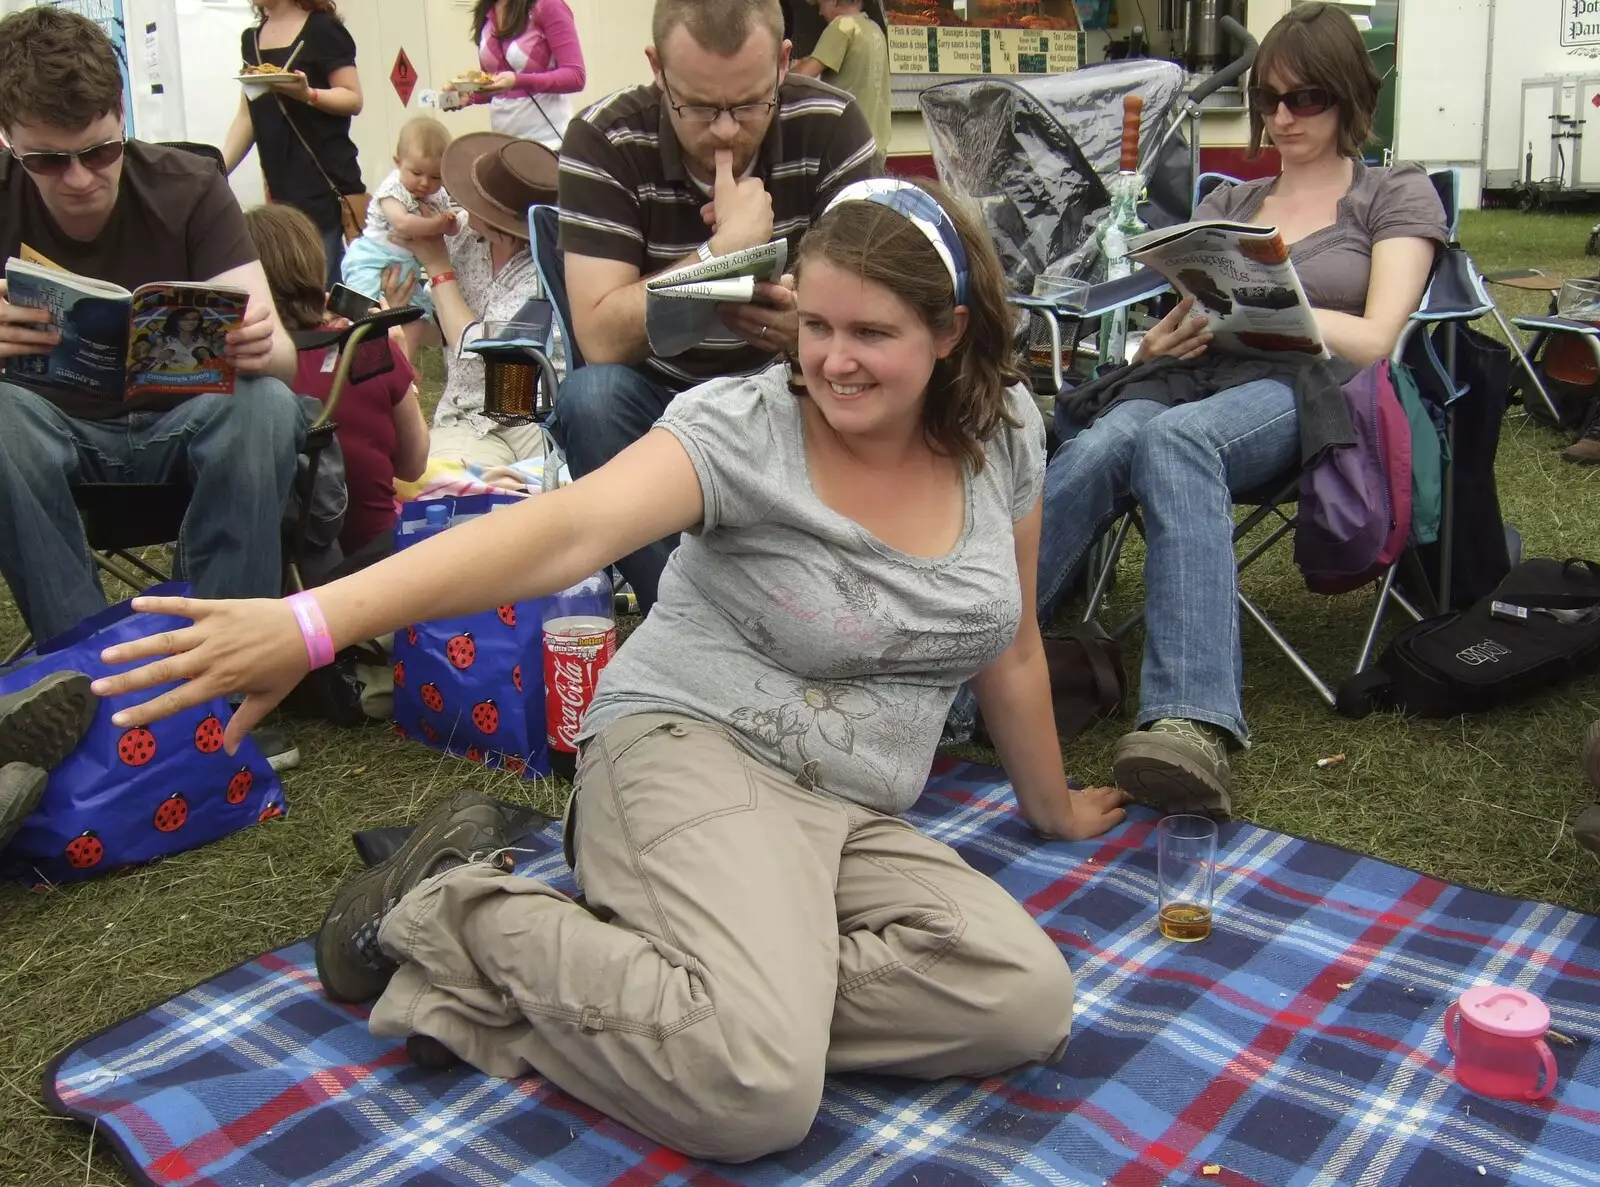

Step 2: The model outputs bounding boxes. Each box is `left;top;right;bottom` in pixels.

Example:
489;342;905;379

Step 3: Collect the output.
706;149;773;256
0;280;61;360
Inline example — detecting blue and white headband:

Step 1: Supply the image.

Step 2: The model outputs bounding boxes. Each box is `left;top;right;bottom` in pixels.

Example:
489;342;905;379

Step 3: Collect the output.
822;178;971;306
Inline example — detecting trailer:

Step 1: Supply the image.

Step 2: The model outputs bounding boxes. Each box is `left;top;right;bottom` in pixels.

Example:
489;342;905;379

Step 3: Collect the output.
1396;0;1600;208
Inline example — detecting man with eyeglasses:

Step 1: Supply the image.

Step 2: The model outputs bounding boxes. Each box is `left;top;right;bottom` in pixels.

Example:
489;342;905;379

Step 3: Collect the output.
0;8;304;647
553;0;881;615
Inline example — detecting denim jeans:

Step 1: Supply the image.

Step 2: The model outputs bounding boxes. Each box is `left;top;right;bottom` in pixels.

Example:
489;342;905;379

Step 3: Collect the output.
0;379;308;643
1035;379;1300;742
548;364;679;613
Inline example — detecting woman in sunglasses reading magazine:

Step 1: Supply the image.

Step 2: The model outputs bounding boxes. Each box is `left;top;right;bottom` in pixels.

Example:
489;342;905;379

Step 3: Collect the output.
91;178;1128;1162
1033;2;1449;818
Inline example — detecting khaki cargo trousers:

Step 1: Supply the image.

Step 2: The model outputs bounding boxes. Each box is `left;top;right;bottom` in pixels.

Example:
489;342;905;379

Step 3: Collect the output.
369;713;1075;1163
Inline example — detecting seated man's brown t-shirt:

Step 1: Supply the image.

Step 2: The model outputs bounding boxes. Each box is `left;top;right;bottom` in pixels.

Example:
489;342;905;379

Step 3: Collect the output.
0;139;260;420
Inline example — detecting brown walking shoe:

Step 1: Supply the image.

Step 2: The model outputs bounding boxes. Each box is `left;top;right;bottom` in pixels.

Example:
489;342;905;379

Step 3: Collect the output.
1112;718;1234;820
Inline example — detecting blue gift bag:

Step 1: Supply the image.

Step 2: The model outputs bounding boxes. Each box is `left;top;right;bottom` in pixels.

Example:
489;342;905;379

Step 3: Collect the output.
0;584;286;884
390;496;551;778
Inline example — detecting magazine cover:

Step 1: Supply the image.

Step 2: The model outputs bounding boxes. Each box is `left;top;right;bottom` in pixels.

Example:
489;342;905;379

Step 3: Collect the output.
3;258;248;401
127;286;247;396
1126;221;1326;357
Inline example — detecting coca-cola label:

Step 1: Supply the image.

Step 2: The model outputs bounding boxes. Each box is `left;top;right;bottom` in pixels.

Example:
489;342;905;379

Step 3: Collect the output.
542;616;616;753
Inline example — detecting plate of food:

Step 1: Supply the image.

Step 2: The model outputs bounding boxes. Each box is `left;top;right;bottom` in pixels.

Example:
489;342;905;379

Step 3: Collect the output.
451;70;497;95
237;62;299;80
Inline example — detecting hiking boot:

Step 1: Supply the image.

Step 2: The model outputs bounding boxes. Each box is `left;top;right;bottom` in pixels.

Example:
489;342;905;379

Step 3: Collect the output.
405;1033;463;1071
315;791;517;1004
0;763;49;853
1576;803;1600;858
1112;718;1234;820
0;670;97;772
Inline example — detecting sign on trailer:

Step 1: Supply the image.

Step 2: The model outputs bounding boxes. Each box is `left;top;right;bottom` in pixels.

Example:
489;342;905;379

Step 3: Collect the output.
1563;0;1600;47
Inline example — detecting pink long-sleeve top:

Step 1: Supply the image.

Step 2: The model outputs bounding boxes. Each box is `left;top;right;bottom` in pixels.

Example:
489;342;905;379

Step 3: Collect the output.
476;0;586;100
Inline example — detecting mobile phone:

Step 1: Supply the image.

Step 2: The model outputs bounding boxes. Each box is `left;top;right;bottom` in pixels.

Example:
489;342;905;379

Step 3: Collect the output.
329;283;378;321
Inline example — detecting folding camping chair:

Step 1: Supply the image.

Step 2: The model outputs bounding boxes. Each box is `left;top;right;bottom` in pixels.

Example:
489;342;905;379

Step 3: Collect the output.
1066;170;1508;709
529;204;584;373
0;309;423;664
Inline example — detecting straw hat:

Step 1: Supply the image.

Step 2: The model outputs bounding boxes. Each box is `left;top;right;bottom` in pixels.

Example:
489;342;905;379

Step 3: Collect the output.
441;132;558;240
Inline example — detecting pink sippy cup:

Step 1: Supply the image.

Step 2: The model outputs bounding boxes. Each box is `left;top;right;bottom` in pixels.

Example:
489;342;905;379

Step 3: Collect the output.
1442;986;1558;1101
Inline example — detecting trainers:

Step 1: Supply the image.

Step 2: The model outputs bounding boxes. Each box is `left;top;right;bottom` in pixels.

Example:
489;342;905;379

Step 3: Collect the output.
1112;718;1234;819
0;670;97;772
315;791;517;1003
1577;803;1600;858
251;727;300;773
0;763;49;852
1583;718;1600;792
1563;412;1600;465
405;1033;463;1071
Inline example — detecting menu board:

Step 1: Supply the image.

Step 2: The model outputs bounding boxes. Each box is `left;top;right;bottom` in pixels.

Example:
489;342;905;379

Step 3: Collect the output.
887;24;1085;75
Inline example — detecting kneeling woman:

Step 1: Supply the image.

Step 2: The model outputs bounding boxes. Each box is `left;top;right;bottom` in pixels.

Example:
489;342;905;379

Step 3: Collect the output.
96;180;1126;1162
1035;2;1447;817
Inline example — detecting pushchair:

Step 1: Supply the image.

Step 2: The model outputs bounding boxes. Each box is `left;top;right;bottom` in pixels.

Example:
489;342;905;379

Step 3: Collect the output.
918;22;1257;391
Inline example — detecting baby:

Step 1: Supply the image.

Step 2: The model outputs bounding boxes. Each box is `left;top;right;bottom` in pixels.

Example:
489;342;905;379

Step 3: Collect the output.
340;116;464;315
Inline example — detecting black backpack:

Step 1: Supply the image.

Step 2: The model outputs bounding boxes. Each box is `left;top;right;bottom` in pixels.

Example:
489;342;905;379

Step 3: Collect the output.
1338;558;1600;718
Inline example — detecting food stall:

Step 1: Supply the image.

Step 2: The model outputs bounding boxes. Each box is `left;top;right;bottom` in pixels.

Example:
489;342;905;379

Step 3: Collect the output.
881;0;1295;181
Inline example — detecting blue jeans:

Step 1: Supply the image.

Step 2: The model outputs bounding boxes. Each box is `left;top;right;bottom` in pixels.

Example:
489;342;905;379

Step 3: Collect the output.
1036;379;1300;742
0;379;309;643
548;364;678;613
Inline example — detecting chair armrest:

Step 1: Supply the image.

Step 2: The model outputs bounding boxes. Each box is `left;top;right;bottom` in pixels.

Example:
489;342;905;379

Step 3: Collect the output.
1409;247;1494;324
1511;315;1600;336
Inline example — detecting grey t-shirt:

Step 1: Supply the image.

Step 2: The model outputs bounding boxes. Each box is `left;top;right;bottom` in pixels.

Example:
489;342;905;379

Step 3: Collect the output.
580;366;1047;816
1195;160;1448;315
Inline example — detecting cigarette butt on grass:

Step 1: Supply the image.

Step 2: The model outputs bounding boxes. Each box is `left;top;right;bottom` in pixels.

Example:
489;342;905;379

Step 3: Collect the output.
1315;754;1346;769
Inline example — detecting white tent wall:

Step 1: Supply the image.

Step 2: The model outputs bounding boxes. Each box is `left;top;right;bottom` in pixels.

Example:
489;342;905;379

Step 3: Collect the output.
1395;0;1600;208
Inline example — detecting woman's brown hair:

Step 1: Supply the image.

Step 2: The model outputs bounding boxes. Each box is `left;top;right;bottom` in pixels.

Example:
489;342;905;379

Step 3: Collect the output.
1247;2;1380;160
253;1;341;21
792;181;1024;472
243;204;328;331
473;0;536;44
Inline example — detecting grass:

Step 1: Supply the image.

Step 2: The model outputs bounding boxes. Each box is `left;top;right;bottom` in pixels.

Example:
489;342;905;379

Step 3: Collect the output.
3;208;1600;1184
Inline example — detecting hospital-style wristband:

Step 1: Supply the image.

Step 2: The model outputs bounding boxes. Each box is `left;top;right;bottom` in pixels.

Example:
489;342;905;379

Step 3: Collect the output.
285;591;336;670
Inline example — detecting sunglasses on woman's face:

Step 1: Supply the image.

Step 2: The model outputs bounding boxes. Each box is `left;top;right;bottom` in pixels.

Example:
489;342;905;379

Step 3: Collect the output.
10;137;126;176
1248;86;1334;118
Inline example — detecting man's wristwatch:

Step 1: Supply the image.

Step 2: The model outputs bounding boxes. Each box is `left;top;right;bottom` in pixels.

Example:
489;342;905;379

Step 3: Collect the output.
697;242;716;263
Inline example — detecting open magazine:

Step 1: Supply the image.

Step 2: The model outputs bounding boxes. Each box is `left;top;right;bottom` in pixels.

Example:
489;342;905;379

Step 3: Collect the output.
1126;221;1326;357
3;256;249;402
644;239;788;358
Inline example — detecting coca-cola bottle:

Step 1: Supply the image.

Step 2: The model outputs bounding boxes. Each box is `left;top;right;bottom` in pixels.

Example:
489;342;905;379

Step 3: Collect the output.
540;571;616;781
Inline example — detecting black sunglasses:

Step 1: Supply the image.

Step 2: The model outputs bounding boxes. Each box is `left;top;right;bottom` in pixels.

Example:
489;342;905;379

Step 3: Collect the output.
10;137;126;176
1248;86;1334;118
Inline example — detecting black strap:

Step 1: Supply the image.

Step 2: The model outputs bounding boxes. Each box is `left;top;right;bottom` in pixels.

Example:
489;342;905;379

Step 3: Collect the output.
1061;624;1124;716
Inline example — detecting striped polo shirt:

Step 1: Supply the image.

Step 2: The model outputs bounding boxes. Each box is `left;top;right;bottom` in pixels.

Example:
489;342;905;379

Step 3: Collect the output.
558;75;882;390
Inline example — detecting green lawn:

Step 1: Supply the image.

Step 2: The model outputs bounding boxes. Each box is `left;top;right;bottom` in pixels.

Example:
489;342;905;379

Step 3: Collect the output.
2;209;1599;1184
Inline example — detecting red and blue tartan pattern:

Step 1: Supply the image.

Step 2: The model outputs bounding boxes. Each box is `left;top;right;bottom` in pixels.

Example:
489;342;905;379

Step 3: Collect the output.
47;760;1600;1186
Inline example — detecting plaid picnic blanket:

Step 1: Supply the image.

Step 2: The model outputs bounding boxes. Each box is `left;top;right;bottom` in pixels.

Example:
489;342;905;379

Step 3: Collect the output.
47;760;1600;1187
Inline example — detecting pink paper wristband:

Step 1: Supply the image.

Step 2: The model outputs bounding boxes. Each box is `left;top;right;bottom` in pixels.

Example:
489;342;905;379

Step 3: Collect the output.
285;591;336;670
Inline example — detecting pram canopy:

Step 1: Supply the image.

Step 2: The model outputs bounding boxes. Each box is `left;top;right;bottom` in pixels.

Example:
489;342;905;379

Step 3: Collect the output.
919;59;1192;292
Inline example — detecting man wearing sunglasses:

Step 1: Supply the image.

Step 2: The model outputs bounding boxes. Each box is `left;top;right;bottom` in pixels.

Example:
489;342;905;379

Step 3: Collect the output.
0;7;304;646
552;0;880;615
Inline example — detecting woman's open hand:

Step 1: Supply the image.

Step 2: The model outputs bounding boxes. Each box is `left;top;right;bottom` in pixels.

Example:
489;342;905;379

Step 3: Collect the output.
1029;784;1131;842
90;595;310;753
1134;296;1212;363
